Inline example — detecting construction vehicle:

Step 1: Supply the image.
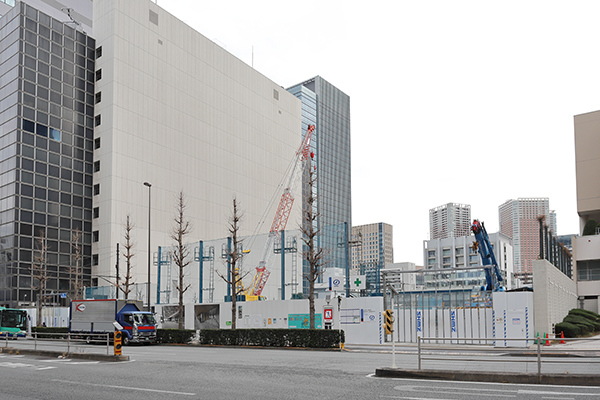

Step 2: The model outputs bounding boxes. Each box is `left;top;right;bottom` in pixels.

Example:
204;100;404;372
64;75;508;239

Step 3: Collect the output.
245;124;316;298
0;306;28;338
70;299;157;345
470;219;504;292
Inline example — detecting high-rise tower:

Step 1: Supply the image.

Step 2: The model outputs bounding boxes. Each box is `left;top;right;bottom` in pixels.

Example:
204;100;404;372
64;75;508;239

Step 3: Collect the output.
287;76;352;294
429;203;471;240
499;198;556;274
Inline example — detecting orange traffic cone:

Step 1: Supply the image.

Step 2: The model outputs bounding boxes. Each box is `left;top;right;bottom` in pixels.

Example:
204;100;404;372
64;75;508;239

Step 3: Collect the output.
544;333;551;346
560;332;566;344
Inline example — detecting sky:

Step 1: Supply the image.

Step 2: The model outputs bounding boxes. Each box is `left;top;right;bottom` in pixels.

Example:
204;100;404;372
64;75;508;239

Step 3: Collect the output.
157;0;600;265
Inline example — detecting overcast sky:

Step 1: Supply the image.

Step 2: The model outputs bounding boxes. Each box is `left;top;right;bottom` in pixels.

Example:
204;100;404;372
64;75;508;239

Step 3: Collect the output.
158;1;599;264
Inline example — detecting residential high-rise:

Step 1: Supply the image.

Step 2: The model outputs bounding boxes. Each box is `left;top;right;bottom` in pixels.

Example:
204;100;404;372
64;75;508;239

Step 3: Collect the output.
350;223;393;294
287;77;352;294
429;203;471;240
0;0;303;307
0;1;96;306
499;198;556;274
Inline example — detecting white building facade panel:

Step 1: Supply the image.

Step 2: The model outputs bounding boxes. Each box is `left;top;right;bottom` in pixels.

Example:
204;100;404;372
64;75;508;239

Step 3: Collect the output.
92;0;301;300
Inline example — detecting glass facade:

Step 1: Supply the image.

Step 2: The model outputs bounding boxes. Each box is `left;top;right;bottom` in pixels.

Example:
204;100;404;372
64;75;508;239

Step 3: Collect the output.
288;77;352;296
0;3;95;306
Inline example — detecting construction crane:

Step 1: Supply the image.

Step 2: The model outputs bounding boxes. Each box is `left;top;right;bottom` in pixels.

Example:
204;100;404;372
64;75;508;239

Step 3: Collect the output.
470;219;505;292
245;124;316;298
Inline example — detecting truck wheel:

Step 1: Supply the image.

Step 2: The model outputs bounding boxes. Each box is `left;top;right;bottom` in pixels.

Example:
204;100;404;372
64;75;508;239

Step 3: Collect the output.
122;335;129;346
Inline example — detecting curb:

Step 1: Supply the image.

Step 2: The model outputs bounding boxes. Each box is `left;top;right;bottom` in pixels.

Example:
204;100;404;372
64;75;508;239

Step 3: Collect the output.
0;347;129;362
375;367;600;386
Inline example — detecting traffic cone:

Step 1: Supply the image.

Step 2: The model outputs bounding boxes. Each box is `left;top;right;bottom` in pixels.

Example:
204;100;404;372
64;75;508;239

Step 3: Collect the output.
544;332;550;346
560;332;566;344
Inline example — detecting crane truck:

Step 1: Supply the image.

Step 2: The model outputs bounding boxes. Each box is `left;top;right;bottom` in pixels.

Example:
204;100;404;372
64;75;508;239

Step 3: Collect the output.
70;299;157;345
470;219;505;292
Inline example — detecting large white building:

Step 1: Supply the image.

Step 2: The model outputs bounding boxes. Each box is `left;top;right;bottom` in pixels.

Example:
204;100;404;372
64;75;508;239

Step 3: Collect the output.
429;203;471;240
0;0;307;307
573;110;600;313
91;1;302;301
423;232;514;290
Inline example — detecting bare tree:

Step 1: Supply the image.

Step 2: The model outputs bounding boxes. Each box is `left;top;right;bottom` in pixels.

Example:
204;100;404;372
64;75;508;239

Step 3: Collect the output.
299;165;329;329
217;197;249;330
118;214;136;299
170;191;192;330
31;233;51;326
69;228;83;300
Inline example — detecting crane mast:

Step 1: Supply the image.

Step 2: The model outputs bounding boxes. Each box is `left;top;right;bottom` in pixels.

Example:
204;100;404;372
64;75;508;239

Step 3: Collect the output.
471;219;504;292
247;125;316;297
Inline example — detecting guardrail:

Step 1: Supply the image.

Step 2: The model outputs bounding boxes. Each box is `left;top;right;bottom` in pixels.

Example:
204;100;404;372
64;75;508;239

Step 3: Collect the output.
417;336;600;376
2;332;112;355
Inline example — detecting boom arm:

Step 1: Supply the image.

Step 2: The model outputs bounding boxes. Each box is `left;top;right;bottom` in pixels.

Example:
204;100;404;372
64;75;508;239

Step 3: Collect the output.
471;219;504;292
249;125;316;296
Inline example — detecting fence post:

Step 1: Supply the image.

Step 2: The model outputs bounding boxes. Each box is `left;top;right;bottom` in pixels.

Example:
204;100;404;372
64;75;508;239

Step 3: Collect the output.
107;333;110;355
34;332;37;350
537;336;541;378
67;332;71;353
418;336;421;370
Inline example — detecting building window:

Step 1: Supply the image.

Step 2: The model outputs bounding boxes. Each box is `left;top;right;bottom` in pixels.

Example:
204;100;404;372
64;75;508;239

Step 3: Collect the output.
94;161;100;172
92;254;98;266
578;259;600;281
93;207;99;219
95;69;102;81
94;138;101;149
93;184;99;195
95;92;101;104
96;46;102;59
428;250;435;258
92;231;99;242
94;115;101;126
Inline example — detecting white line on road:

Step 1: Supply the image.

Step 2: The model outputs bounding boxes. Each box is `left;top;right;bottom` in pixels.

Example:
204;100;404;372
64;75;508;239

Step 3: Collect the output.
39;359;100;365
520;390;598;396
52;379;196;396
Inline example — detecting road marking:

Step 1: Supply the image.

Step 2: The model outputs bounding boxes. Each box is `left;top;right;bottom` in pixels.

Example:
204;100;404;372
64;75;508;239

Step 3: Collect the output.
40;359;100;365
0;361;56;371
52;379;196;396
392;385;515;398
521;390;598;396
373;377;600;390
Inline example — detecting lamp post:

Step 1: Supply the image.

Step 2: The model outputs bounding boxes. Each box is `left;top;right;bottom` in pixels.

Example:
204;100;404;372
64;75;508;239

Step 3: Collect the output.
144;182;152;311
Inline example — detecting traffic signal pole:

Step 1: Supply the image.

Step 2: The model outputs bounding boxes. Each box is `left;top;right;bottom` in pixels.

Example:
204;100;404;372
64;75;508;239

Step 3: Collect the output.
391;298;397;368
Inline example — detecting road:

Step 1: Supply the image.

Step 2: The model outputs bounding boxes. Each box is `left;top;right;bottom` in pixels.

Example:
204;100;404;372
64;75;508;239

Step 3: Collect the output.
1;345;600;399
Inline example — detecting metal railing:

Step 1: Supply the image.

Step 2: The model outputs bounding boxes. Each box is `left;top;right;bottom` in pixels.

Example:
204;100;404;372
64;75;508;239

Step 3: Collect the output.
3;332;112;355
417;336;600;376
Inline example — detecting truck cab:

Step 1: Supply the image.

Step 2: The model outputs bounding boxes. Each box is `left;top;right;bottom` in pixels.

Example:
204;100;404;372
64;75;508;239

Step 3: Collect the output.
119;311;157;344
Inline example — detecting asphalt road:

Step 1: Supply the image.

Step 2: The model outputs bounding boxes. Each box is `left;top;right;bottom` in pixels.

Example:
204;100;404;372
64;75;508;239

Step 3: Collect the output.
2;345;600;399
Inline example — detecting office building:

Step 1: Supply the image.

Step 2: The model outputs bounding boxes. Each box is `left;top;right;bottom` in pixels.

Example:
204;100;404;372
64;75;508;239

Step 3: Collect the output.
287;76;352;294
0;0;303;307
499;198;556;275
0;1;96;306
572;110;600;313
429;203;471;240
350;223;393;294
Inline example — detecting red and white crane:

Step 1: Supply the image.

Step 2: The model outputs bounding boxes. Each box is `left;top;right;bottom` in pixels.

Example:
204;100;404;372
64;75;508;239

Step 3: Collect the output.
246;124;316;297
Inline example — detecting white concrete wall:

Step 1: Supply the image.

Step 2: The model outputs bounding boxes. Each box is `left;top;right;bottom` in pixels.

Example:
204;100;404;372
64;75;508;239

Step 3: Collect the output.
92;0;301;303
159;297;385;345
532;259;577;336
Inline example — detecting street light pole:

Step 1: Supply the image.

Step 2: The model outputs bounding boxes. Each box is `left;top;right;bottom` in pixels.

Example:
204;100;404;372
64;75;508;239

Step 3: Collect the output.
144;182;152;311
